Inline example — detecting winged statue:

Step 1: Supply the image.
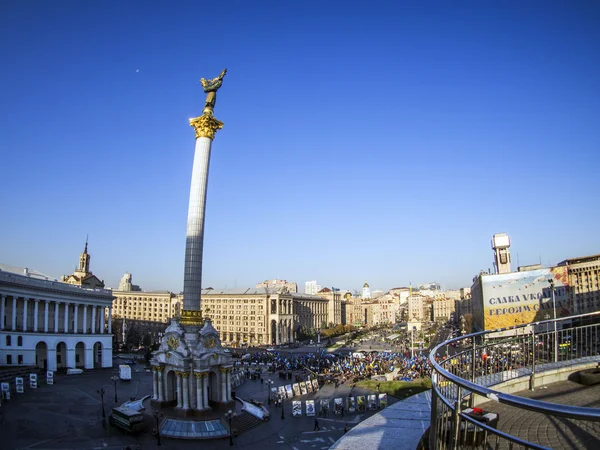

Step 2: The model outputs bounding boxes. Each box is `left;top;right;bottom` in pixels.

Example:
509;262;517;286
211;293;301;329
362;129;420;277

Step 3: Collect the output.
199;69;227;111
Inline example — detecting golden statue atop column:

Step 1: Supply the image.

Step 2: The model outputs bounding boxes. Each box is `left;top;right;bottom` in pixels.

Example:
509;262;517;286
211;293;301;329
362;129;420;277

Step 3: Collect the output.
189;68;227;140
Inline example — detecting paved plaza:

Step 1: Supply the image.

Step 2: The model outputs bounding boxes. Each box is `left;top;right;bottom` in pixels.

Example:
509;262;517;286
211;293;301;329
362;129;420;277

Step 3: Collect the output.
0;362;393;450
478;379;600;449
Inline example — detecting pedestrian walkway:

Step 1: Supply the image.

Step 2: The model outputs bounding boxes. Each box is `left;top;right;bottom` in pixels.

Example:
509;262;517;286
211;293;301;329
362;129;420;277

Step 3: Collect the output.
159;418;228;439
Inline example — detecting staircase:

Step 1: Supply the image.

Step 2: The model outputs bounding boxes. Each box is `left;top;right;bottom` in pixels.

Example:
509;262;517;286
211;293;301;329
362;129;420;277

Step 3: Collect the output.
232;411;263;435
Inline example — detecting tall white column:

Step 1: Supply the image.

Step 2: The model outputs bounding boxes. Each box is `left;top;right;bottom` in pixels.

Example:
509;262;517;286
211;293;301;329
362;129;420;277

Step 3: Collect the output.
176;373;183;407
54;302;60;332
195;373;204;410
107;307;112;334
182;374;190;410
83;305;88;333
153;370;159;400
12;296;17;330
226;370;231;401
33;299;39;332
157;369;165;402
44;301;49;332
203;373;209;408
100;306;105;334
0;295;5;330
64;302;69;333
73;304;79;333
91;306;96;334
22;298;28;332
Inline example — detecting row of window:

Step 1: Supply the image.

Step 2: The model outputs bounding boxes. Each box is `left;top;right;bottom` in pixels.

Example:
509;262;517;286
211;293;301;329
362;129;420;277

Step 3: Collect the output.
5;336;23;346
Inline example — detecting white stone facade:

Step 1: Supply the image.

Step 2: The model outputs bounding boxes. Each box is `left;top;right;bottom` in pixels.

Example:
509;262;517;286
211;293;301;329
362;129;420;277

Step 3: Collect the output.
0;266;113;372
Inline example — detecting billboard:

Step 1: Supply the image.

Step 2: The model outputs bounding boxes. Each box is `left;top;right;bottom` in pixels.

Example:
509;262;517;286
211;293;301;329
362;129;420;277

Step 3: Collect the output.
476;267;570;331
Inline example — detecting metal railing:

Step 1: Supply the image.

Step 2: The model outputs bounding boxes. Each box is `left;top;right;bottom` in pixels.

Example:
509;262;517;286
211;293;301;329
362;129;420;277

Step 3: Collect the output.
429;312;600;449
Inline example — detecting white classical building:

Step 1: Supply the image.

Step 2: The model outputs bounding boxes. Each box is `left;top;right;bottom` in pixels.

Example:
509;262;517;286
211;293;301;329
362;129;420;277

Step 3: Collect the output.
0;264;113;371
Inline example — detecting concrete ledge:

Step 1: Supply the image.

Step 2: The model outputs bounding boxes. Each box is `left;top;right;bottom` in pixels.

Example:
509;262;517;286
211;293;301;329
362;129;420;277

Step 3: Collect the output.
330;391;431;450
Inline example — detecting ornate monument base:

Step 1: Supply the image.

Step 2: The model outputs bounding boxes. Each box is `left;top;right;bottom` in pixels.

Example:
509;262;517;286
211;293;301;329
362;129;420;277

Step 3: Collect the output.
150;318;234;416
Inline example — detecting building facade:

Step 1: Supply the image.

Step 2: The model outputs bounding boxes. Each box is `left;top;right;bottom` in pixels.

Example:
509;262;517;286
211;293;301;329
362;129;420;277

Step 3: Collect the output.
0;264;113;371
304;280;321;295
432;297;456;323
558;254;600;314
256;279;298;293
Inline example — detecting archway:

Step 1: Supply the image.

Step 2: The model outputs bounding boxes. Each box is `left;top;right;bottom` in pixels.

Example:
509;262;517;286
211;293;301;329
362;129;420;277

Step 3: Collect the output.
208;370;219;403
271;320;277;345
93;341;103;368
75;342;85;368
56;341;67;369
35;341;48;370
166;370;177;405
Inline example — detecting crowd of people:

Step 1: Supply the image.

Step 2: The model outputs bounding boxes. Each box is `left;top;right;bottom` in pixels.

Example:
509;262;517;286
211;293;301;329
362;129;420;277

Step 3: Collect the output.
239;348;433;385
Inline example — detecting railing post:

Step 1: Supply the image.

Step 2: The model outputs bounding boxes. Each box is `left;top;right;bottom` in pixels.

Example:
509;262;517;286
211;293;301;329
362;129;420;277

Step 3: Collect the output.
471;338;477;383
429;383;438;450
451;386;462;450
530;329;536;391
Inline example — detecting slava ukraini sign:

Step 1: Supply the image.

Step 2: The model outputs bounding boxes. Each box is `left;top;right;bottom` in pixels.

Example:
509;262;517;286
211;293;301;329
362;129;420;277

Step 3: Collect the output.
472;267;571;331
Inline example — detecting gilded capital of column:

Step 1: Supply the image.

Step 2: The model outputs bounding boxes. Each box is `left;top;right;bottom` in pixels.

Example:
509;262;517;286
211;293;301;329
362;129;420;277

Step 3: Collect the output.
194;371;208;379
153;365;164;372
189;113;224;140
181;372;190;378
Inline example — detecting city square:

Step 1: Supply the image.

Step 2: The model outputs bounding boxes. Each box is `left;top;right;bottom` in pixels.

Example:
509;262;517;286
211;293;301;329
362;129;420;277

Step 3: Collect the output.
2;2;600;449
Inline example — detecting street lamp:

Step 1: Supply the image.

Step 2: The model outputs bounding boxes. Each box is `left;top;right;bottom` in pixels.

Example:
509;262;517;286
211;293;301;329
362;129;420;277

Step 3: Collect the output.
548;279;558;363
224;409;237;446
153;410;163;446
280;394;285;420
111;375;119;403
266;380;273;405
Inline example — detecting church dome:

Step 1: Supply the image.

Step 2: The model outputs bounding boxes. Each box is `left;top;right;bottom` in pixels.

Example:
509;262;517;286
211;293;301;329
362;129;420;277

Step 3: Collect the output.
363;280;369;288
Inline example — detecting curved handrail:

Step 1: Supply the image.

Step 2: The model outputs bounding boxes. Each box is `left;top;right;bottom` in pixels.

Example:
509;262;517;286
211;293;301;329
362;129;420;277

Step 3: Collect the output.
429;312;600;422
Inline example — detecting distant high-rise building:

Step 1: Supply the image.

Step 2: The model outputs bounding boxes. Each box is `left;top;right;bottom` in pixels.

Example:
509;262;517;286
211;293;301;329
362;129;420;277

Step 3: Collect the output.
304;280;321;295
492;233;511;274
117;272;141;292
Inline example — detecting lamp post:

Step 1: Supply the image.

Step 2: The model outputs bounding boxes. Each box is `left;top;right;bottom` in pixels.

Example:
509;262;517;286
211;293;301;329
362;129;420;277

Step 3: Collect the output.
97;388;106;419
267;380;273;405
411;326;416;359
280;394;285;420
224;409;237;446
111;375;119;403
548;279;558;363
153;410;163;446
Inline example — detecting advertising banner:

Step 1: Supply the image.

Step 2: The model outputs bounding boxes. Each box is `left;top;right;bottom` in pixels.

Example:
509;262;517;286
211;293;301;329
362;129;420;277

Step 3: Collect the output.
356;396;366;412
378;393;388;408
285;384;293;398
1;382;10;400
347;397;356;413
320;399;330;416
306;380;313;393
292;383;301;396
305;400;315;416
300;382;308;395
368;394;377;410
311;379;319;391
480;267;570;330
15;377;24;394
47;371;54;385
270;387;277;400
334;398;343;414
277;386;286;399
292;401;302;417
30;373;38;389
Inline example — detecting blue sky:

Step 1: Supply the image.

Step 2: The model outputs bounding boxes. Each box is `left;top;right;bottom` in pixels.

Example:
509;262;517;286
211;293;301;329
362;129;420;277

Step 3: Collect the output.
2;1;599;294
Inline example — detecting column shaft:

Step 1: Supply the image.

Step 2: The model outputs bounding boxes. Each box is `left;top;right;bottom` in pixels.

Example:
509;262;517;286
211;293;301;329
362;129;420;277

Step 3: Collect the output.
83;305;88;333
33;300;39;332
0;295;5;330
54;302;59;332
176;374;183;407
196;375;204;410
158;370;165;402
108;307;112;334
91;306;96;334
100;306;105;334
12;296;17;331
152;370;158;400
182;375;190;409
203;374;209;408
44;301;49;333
74;304;78;333
64;303;69;333
22;298;28;331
